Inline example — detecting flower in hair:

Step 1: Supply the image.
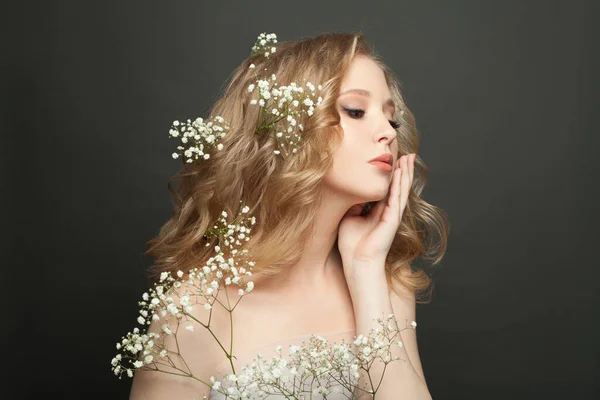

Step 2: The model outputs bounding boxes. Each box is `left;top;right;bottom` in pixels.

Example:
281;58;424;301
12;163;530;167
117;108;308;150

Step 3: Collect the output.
169;115;230;164
250;32;278;57
169;32;324;162
246;69;323;155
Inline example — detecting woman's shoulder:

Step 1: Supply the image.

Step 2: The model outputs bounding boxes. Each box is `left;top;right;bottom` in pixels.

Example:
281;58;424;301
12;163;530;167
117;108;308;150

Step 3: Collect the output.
129;278;235;399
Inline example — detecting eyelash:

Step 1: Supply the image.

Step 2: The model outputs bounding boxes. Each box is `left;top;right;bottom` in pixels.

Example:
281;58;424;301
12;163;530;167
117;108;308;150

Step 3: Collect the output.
342;107;401;129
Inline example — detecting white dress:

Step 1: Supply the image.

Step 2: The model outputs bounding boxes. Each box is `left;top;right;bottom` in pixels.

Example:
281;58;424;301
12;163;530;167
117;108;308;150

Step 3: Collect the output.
208;328;360;399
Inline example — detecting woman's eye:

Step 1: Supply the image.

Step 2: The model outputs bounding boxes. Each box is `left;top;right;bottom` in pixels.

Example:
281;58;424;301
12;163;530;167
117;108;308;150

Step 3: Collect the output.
342;107;401;129
389;120;401;129
342;107;365;119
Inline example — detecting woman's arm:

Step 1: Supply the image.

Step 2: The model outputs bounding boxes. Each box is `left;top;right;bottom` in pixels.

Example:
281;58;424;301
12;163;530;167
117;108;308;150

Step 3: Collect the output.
388;282;428;387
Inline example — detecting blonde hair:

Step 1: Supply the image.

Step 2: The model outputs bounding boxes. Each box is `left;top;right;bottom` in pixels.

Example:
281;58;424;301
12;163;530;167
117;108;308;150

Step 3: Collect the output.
145;31;450;304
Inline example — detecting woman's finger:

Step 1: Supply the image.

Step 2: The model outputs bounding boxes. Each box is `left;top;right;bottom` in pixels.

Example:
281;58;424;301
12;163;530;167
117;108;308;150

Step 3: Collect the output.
400;155;410;213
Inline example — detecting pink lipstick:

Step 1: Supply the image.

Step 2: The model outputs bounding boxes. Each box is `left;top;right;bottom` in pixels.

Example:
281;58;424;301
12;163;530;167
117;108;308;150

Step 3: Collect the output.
368;153;393;172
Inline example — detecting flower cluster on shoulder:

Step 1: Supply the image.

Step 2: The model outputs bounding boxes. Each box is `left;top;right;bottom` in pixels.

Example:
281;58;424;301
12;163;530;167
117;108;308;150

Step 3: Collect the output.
111;201;256;381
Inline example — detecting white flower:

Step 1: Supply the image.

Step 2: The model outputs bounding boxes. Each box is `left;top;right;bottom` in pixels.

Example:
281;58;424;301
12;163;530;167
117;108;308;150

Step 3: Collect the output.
170;115;230;164
179;295;190;307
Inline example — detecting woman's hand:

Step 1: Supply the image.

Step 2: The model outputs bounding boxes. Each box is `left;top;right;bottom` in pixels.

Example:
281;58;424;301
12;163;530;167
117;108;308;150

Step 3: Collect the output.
338;153;415;272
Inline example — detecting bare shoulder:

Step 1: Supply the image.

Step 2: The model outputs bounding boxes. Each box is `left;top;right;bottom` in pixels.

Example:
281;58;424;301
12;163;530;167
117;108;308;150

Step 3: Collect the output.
214;270;357;355
129;279;235;400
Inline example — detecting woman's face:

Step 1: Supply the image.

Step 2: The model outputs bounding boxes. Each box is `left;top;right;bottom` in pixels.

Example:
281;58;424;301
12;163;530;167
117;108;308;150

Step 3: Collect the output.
324;55;400;206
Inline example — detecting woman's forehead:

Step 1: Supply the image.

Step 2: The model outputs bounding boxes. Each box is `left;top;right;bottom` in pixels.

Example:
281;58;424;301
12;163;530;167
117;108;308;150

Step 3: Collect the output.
340;58;392;103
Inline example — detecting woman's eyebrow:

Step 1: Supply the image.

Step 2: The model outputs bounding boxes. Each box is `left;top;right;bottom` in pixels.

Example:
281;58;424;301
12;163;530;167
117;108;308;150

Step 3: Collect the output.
338;88;396;111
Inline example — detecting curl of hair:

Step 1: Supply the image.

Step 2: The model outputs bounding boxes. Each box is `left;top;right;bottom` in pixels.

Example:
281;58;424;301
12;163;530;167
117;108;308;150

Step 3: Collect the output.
145;31;450;304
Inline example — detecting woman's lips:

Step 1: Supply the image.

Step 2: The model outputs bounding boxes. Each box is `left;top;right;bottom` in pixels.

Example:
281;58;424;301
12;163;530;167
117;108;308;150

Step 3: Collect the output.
369;161;393;172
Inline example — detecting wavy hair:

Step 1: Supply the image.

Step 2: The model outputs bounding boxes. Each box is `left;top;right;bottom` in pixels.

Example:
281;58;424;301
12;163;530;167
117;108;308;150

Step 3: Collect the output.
145;31;450;304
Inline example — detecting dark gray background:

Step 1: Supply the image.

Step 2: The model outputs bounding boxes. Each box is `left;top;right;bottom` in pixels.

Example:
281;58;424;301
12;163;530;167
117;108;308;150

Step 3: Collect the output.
6;0;598;399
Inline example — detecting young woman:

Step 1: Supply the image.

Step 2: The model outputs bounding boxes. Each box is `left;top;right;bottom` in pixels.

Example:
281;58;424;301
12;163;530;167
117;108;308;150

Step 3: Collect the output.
129;31;448;399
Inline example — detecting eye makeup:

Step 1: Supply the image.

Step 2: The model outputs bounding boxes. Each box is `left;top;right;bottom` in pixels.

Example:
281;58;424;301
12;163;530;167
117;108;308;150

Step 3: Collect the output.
340;106;401;129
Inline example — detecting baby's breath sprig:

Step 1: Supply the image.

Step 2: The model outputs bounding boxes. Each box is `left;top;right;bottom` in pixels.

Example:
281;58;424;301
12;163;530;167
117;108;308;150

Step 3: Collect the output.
204;201;256;249
169;115;229;164
111;203;256;384
250;32;278;57
246;67;323;156
208;314;416;399
248;32;324;156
